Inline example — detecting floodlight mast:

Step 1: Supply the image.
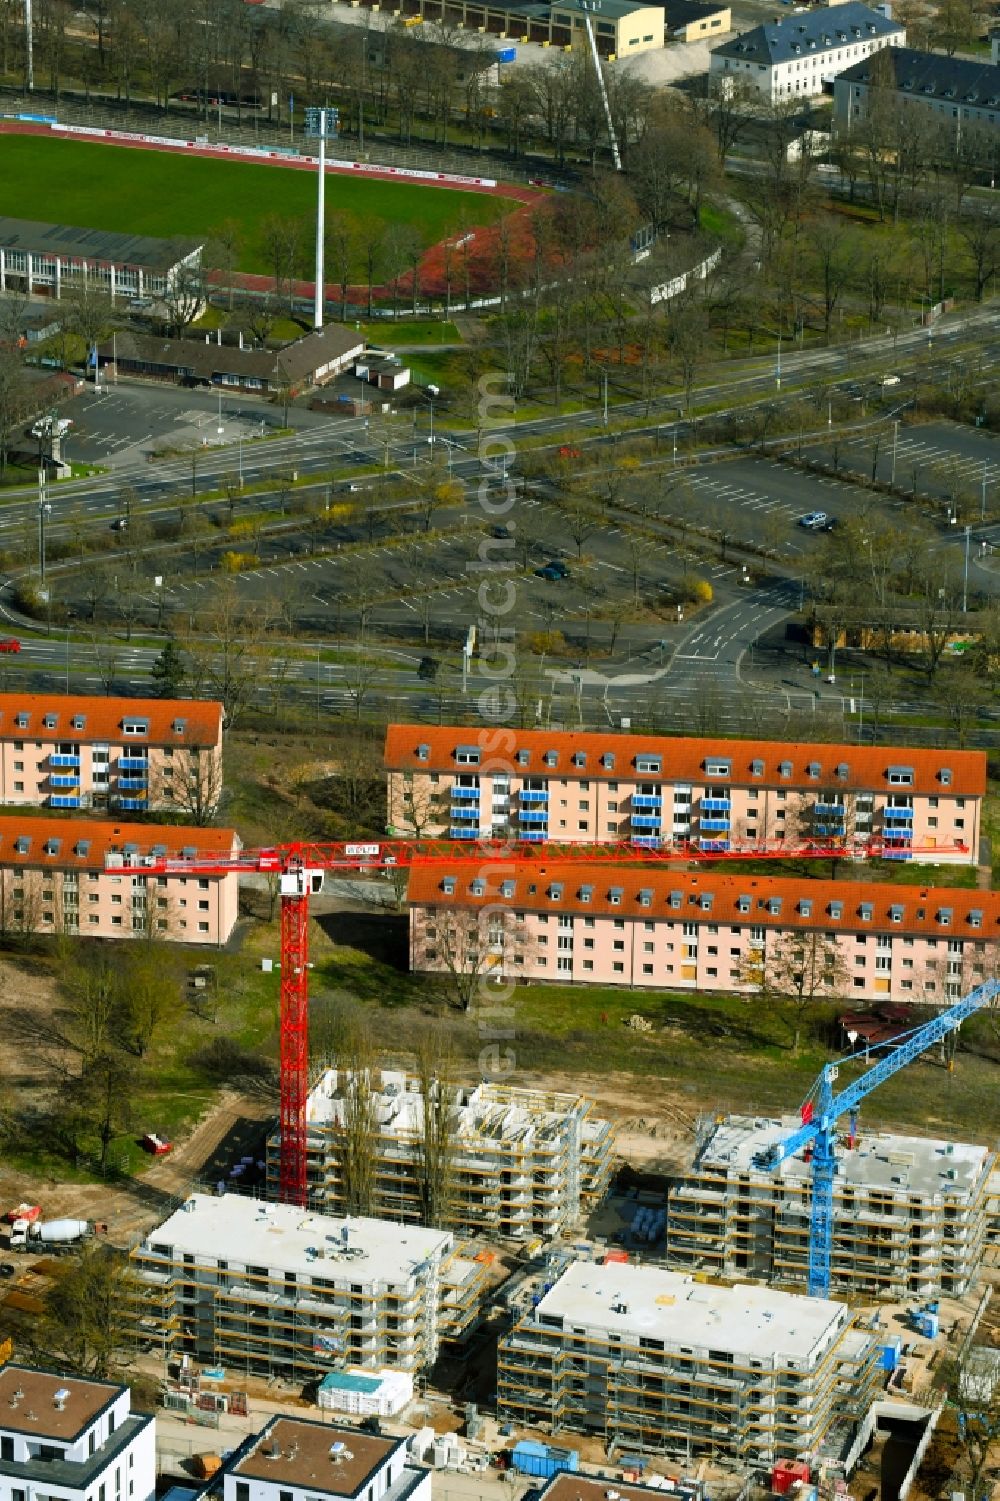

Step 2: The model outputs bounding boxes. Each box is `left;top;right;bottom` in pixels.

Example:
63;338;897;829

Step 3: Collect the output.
314;112;327;329
580;0;621;171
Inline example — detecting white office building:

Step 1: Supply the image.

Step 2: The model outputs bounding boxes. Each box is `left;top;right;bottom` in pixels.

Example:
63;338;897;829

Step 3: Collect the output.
0;1364;155;1501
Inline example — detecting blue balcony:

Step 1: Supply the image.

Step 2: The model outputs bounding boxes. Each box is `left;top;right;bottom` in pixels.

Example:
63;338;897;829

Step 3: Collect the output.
632;794;662;809
51;795;80;808
815;802;845;816
519;809;549;826
699;838;730;852
631;835;662;849
701;798;731;812
519;789;549;804
118;756;149;771
884;807;913;822
49;774;79;789
450;785;480;800
883;829;912;844
449;806;479;822
631;814;663;830
700;817;731;832
519;830;546;843
118;776;148;791
814;824;845;838
118;797;148;811
448;826;478;840
49;753;80;768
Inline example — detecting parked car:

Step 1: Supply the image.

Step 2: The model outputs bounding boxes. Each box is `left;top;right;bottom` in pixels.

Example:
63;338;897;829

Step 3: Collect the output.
535;560;570;580
141;1133;173;1156
110;517;129;532
417;656;440;681
489;524;512;539
798;511;829;530
0;639;21;654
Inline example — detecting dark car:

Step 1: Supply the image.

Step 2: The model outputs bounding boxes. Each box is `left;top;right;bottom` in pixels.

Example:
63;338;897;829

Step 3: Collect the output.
0;1264;16;1279
417;656;440;681
489;524;512;539
535;562;568;581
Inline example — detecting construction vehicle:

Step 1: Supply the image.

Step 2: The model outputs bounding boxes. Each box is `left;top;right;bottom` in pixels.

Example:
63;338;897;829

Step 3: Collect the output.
120;836;976;1211
754;979;1000;1298
9;1218;104;1252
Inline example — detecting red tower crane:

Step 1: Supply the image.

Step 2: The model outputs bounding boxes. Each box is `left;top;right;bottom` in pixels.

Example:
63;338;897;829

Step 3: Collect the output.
123;834;968;1206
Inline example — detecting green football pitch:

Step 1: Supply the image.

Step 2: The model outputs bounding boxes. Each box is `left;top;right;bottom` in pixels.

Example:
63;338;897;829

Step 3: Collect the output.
0;134;511;277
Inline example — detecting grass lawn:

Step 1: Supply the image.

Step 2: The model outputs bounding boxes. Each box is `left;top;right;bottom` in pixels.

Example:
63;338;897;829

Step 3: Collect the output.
311;925;1000;1141
0;137;511;279
361;319;462;344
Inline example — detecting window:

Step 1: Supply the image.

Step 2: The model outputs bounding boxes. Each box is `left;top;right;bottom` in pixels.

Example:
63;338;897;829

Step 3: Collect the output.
0;1439;12;1461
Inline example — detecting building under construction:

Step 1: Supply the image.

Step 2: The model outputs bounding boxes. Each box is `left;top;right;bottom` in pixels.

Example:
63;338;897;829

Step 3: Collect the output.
497;1260;879;1463
129;1193;490;1381
666;1115;996;1298
267;1070;616;1239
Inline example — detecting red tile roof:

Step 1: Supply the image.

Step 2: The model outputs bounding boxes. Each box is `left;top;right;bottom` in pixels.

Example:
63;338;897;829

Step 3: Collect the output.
407;861;999;939
0;693;222;747
384;725;985;797
0;814;238;870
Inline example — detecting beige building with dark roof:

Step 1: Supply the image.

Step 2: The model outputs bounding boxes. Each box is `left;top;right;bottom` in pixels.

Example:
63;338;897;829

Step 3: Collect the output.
99;325;364;393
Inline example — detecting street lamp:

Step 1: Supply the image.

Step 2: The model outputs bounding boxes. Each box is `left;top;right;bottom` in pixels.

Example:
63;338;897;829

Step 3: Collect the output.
890;419;899;489
37;467;51;592
963;524;971;613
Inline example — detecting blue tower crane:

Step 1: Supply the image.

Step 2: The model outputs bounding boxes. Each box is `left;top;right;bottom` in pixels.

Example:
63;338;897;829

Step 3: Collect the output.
754;978;1000;1300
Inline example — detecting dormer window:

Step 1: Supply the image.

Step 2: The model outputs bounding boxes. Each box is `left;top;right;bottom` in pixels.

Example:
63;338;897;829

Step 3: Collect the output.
172;718;187;734
889;905;904;923
737;895;751;914
636;756;661;774
500;880;515;899
455;745;480;766
601;753;615;770
14;714;28;730
14;836;30;854
441;877;456;896
571;751;586;768
888;765;914;786
751;759;765;777
778;760;792;778
700;893;714;911
829;901;843;920
859;902;873;922
767;897;782;915
122;718;149;737
939;767;953;786
638;888;653;908
937;908;953;927
75;840;91;858
470;878;486;897
609;886;623;906
579;885;593;903
799;899;812;917
549;882;563;901
43;714;58;731
669;890;683;910
705;759;731;778
543;751;558;768
44;838;61;856
71;715;86;731
969;908;983;928
416;743;430;762
516;749;530;766
836;762;849;780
